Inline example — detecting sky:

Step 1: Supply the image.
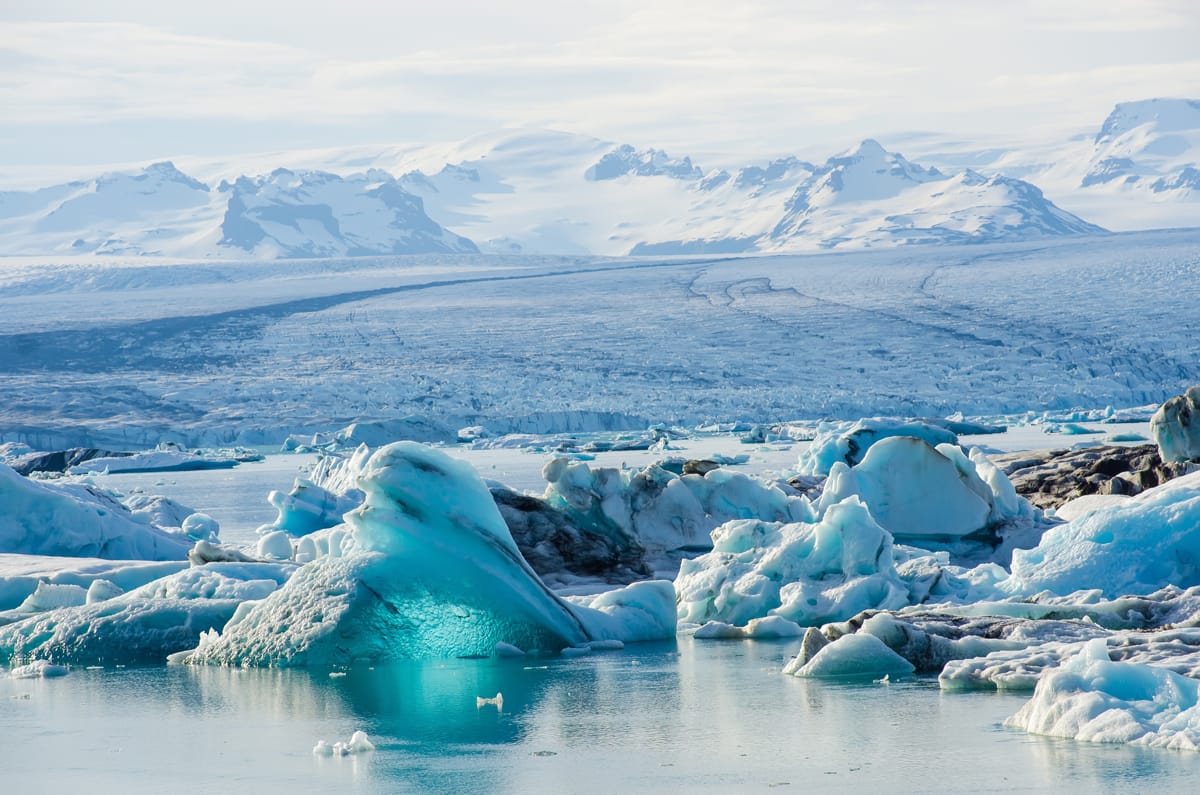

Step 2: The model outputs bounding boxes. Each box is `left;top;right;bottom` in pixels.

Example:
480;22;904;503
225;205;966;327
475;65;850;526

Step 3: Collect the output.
2;0;1199;173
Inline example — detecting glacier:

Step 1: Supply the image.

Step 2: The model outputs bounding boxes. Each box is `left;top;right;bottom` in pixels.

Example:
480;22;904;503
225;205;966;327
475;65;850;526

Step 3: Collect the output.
1;232;1198;451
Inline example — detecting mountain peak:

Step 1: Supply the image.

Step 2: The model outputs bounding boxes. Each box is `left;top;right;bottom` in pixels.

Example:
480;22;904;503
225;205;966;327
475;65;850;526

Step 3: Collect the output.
850;139;888;159
584;144;703;181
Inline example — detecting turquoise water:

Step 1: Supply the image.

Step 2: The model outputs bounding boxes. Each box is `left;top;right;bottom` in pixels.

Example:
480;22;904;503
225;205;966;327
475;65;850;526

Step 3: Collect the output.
3;639;1197;793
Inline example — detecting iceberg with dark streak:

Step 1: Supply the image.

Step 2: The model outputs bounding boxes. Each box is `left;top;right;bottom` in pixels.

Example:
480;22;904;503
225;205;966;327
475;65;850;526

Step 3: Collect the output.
176;443;673;666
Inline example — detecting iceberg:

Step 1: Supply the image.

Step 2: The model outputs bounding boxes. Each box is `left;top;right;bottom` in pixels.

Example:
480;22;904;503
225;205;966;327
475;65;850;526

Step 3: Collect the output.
674;496;910;628
0;463;192;560
0;554;186;612
1006;638;1200;751
66;449;237;475
542;456;810;562
784;632;915;678
674;439;1036;630
1153;386;1200;463
1003;470;1200;597
817;437;1032;539
176;443;674;666
0;563;292;666
796;418;960;476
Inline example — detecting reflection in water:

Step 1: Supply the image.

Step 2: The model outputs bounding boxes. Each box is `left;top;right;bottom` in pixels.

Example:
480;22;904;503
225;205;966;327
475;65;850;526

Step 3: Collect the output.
2;640;1199;793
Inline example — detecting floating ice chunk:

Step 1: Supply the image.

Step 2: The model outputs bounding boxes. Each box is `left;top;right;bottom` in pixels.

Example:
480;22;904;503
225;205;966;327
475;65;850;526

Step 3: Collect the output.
187;540;259;565
1003;470;1200;597
691;616;805;640
312;731;375;757
294;535;318;564
691;621;746;639
256;531;294;561
345;730;375;753
1152;386;1200;463
796;418;959;476
66;450;238;475
675;497;909;628
1005;638;1200;750
567;580;677;643
9;659;69;679
477;692;504;710
0;464;192;560
0;563;291;666
16;582;87;613
541;457;811;562
85;579;123;604
263;478;362;537
181;513;219;542
0;556;185;612
785;632;915;678
818;437;1016;538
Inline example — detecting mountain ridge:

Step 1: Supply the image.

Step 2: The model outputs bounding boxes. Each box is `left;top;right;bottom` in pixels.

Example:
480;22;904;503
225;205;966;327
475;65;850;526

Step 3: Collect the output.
6;99;1198;258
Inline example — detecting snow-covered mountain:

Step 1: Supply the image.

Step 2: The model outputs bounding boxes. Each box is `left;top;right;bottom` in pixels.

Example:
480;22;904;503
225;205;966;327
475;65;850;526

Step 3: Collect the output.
0;163;475;258
218;168;476;258
15;109;1200;258
1082;99;1200;194
765;140;1103;249
904;98;1200;232
0;161;216;255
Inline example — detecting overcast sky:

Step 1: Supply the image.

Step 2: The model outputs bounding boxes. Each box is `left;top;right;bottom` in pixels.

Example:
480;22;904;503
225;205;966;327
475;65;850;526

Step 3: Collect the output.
3;0;1199;171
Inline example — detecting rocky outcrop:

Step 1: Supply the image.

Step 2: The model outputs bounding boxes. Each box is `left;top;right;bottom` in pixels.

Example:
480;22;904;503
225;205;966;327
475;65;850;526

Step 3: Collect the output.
490;485;651;583
1152;386;1200;463
992;444;1194;508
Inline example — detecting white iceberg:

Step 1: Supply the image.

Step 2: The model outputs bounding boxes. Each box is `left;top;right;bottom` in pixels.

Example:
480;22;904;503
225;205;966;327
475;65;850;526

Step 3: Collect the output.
0;563;291;666
1003;470;1200;597
674;496;910;628
1152;386;1200;463
818;437;1032;539
1006;638;1200;751
176;443;675;666
542;456;811;561
0;464;192;560
0;555;186;612
784;632;915;678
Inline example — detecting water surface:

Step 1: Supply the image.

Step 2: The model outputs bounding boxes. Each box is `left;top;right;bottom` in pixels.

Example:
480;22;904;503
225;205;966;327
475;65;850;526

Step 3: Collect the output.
3;640;1194;793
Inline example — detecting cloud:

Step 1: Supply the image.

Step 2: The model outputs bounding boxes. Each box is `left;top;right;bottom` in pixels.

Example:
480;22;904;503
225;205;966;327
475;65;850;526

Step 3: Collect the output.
1;1;1198;164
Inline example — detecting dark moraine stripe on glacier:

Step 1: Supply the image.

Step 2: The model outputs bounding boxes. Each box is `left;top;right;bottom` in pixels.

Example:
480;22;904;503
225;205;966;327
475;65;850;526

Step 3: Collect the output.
0;257;740;375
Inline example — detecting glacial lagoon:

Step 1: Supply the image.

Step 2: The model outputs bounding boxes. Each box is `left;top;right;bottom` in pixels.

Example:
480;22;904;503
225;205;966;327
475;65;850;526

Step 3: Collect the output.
13;429;1199;792
5;638;1198;793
